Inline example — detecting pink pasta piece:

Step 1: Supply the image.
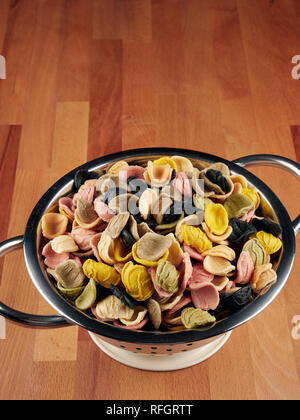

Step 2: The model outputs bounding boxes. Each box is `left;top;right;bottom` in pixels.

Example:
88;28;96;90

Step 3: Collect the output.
90;232;102;262
71;227;98;250
93;198;115;222
183;244;204;261
172;172;193;198
58;197;76;218
239;208;255;223
188;263;214;289
164;295;192;320
148;266;173;298
42;242;69;269
73;185;95;205
113;318;149;330
119;165;145;181
235;250;254;284
177;252;193;294
191;283;219;311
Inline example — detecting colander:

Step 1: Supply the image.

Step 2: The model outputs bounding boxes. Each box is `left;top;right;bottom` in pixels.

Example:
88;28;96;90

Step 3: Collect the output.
0;149;299;371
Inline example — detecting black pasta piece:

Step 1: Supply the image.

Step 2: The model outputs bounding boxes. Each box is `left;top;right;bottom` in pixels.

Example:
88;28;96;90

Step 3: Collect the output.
222;285;252;312
252;217;282;237
206;169;231;193
163;200;183;223
170;169;177;182
121;228;136;249
228;218;257;244
145;216;158;229
209;292;229;316
101;187;128;204
109;284;139;309
73;170;100;191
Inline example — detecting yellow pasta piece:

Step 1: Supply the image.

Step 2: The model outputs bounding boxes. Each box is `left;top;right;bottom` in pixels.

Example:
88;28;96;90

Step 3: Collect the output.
255;231;282;255
204;203;228;235
242;188;261;210
83;259;120;288
121;261;154;301
181;224;212;253
153;157;177;171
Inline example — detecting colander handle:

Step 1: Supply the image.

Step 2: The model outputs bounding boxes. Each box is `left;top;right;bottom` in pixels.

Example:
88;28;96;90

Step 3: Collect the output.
0;236;70;328
232;154;300;236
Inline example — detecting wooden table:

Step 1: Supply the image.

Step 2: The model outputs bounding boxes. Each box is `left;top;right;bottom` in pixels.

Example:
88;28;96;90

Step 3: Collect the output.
0;0;300;401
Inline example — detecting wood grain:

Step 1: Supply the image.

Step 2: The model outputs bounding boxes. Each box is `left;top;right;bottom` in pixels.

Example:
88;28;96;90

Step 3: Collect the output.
0;0;300;401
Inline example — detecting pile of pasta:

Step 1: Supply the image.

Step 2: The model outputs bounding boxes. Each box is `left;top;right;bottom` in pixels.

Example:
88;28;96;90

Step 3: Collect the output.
40;156;282;331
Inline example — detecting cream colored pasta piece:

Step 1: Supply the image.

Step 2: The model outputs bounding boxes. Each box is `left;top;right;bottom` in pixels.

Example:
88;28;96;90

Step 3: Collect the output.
139;188;159;220
107;160;129;174
147;299;162;329
137;222;154;237
192;167;204;196
95;295;134;320
97;231;115;265
50;235;79;254
105;212;130;239
95;173;121;198
136;232;172;262
109;193;139;214
251;263;277;295
201;245;235;261
74;199;101;229
161;185;182;202
144;160;173;188
165;233;183;267
211;276;230;291
171;155;194;177
151;194;173;225
203;255;235;276
202;222;233;244
120;306;147;326
127;215;140;241
209;177;235;202
41;213;69;240
158;293;183;311
54;259;86;289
